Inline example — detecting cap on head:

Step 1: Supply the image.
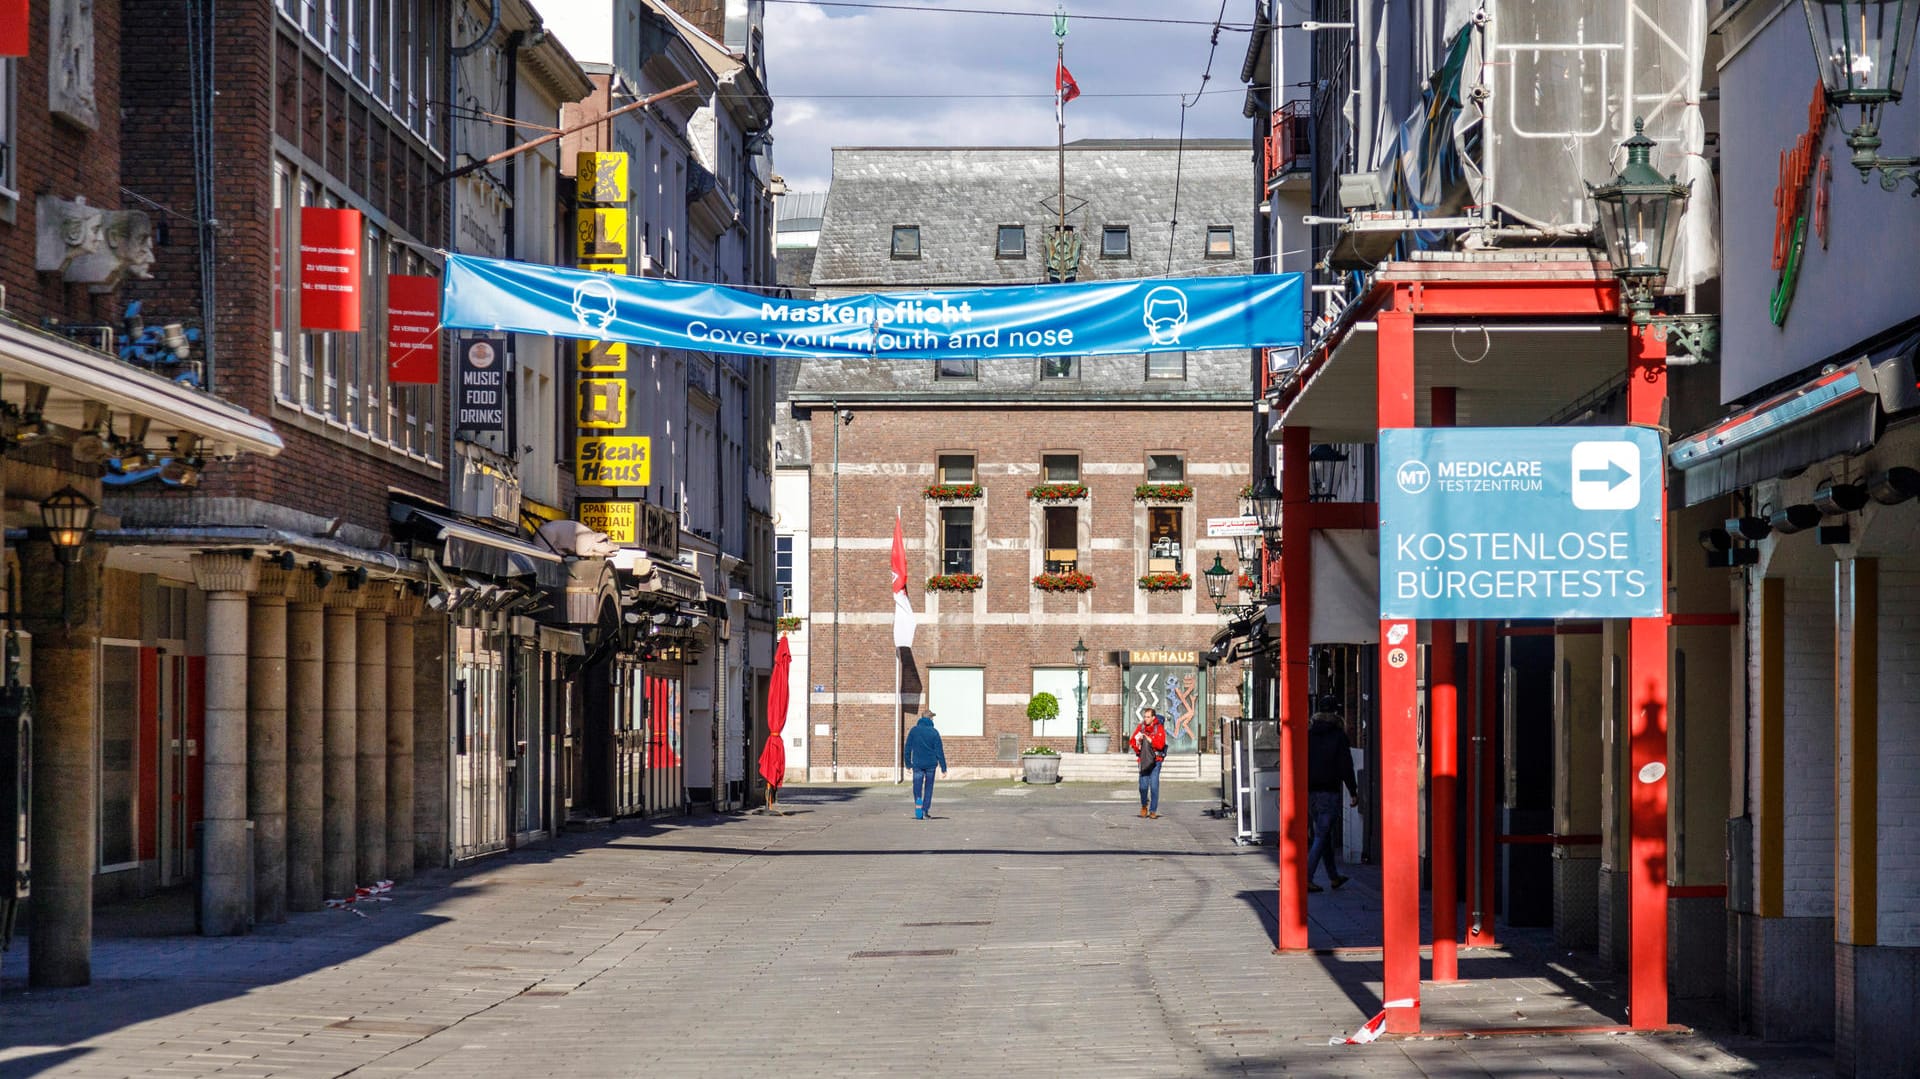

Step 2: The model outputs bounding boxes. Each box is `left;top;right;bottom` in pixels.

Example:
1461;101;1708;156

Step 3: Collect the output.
1316;694;1342;714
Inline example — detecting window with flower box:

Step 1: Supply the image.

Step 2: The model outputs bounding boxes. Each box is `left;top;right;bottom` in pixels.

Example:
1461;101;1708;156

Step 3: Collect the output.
941;506;975;574
1044;505;1078;573
1147;507;1184;573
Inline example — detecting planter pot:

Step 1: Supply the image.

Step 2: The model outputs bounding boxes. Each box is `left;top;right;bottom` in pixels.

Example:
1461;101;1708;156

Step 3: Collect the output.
1021;754;1062;784
1085;733;1111;754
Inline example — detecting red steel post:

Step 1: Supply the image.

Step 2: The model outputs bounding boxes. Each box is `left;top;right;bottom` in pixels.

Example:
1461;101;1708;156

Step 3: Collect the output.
1429;386;1458;982
1626;322;1670;1028
1377;294;1421;1033
1276;425;1312;951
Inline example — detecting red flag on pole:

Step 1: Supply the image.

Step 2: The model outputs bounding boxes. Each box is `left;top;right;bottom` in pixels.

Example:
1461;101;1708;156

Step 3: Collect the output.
1055;60;1081;125
891;514;915;648
0;0;26;57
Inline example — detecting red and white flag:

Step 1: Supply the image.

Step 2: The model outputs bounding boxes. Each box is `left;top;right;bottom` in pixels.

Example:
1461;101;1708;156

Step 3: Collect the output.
1055;60;1081;126
890;514;915;648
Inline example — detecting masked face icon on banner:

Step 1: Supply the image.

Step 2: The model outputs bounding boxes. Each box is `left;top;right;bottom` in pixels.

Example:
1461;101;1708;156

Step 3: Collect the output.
1143;286;1189;346
571;277;620;334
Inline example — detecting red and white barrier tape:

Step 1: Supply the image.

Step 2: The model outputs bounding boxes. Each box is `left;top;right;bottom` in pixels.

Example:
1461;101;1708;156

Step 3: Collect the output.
325;879;396;917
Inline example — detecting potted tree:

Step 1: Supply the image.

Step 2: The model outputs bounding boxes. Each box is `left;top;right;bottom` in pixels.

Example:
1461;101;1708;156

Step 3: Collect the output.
1085;715;1110;754
1022;693;1063;783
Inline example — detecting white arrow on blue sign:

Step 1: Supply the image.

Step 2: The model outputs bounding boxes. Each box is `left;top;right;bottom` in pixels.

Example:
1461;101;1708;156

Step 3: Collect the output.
1378;426;1665;620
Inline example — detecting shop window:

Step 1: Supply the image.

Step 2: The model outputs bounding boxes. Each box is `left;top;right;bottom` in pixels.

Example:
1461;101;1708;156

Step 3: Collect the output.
937;453;975;483
1043;453;1080;482
997;224;1026;257
941;506;975;574
1031;667;1081;738
1102;225;1130;258
1044;505;1079;572
928;667;985;737
1148;507;1184;572
98;642;140;871
1146;452;1185;482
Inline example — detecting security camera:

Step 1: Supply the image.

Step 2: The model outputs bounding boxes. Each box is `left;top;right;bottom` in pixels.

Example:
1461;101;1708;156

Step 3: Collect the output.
838;409;854;425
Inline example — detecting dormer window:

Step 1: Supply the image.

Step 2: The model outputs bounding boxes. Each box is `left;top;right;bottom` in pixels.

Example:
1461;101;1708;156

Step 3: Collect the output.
1102;226;1130;258
997;225;1026;258
891;225;921;259
1205;225;1235;258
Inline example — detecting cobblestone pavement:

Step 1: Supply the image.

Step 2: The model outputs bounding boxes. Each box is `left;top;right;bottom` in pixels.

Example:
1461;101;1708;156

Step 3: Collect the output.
1;781;1831;1078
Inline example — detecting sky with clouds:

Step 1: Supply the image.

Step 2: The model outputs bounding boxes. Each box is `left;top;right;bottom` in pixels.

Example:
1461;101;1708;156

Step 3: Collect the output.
762;0;1278;194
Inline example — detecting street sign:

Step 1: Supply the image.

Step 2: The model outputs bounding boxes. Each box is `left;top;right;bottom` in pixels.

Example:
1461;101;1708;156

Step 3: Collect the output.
1379;426;1664;620
1206;515;1260;537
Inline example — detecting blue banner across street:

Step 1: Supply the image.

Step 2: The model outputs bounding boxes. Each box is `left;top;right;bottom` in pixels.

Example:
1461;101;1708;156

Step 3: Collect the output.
1378;426;1666;620
439;253;1305;359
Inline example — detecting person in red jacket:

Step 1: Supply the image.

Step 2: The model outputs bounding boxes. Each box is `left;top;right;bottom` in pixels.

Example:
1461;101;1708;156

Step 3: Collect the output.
1130;708;1169;818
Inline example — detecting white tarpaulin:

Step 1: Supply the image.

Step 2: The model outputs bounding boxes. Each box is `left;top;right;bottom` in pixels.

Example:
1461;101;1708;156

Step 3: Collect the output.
1310;531;1380;645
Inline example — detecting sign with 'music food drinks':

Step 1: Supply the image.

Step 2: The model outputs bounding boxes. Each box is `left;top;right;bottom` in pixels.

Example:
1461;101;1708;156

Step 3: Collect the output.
1378;426;1664;620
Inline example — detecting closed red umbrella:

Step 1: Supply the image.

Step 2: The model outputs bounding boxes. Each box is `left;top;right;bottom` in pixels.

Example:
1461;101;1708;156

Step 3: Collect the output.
758;635;792;808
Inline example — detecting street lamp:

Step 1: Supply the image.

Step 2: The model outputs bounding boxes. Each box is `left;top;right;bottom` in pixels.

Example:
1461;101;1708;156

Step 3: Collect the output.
1801;0;1919;191
1249;474;1282;539
1587;118;1717;360
41;487;96;566
1072;636;1089;754
1204;552;1258;621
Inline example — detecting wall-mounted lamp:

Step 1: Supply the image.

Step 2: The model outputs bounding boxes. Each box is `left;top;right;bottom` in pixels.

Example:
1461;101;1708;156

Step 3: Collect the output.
1800;0;1919;193
1812;481;1870;515
1586;118;1717;361
344;566;369;591
1726;515;1773;541
1867;465;1920;504
1769;504;1823;535
42;486;96;567
270;550;296;571
310;562;335;589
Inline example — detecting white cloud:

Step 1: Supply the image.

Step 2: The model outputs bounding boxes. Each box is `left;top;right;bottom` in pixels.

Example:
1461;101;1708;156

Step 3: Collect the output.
765;0;1255;192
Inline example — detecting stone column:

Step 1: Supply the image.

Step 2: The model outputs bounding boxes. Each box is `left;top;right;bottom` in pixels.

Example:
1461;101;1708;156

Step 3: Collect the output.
192;551;258;936
323;589;360;899
414;612;449;869
21;538;105;987
247;566;291;924
355;592;389;884
386;591;421;882
285;575;327;911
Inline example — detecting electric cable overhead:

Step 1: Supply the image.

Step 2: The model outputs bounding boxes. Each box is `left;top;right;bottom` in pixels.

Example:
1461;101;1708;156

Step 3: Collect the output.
1166;0;1231;273
764;0;1260;29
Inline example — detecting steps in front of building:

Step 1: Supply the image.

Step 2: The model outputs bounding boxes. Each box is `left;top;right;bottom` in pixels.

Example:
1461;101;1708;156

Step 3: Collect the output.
1056;752;1220;783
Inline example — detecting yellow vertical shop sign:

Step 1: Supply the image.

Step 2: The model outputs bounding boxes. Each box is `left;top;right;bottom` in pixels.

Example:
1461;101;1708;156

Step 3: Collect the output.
577;501;638;543
577;379;628;429
577;338;628;373
577;207;628;263
576;436;651;486
576;153;630;205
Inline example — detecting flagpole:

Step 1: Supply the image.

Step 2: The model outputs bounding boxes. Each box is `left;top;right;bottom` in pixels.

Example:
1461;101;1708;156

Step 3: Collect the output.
895;509;904;784
1055;5;1067;234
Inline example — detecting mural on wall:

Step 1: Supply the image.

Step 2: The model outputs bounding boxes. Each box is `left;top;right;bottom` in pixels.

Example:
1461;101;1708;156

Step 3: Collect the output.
49;0;97;129
1123;664;1205;753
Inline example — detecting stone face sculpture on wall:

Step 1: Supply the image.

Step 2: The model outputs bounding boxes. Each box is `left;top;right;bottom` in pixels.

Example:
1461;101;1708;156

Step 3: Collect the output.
50;0;98;129
36;195;156;291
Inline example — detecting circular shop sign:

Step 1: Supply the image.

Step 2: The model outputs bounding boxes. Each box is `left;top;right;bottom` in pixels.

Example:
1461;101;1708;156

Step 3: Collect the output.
1637;762;1667;784
467;341;497;368
1387;647;1409;669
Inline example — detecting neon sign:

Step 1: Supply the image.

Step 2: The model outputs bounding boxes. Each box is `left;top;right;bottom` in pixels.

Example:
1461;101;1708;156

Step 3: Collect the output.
1770;83;1829;326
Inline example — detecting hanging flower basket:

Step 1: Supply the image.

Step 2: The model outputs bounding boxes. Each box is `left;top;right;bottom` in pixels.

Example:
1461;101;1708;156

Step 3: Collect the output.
924;483;983;501
776;616;803;632
1236;573;1257;591
1238;482;1254;498
925;573;982;592
1028;482;1088;502
1134;482;1193;502
1033;570;1095;592
1137;571;1191;592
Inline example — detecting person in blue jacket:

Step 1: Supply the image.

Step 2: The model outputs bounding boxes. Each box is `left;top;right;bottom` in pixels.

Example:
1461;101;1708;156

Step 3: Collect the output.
903;713;948;819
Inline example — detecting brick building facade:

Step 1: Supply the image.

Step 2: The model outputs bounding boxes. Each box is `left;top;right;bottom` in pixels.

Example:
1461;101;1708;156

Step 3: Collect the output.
781;141;1257;779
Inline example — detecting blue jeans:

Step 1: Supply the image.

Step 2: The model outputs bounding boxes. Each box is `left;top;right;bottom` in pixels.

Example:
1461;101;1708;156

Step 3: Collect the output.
1308;790;1343;883
1138;761;1161;812
912;767;937;814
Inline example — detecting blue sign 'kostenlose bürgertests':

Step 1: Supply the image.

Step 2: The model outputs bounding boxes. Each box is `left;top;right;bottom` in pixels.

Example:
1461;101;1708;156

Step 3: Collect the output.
439;253;1305;359
1378;427;1665;620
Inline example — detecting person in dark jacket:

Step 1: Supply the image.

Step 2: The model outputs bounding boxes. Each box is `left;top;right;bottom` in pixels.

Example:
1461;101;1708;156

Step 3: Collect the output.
1307;695;1359;891
903;713;948;819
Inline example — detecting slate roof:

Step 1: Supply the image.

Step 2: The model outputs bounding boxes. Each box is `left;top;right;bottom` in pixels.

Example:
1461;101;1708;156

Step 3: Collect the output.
789;140;1259;405
812;140;1252;288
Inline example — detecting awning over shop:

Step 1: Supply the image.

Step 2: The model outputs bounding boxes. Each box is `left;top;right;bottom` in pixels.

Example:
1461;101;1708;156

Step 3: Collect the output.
1671;335;1920;506
561;557;621;625
0;317;283;459
392;504;566;589
611;548;705;604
